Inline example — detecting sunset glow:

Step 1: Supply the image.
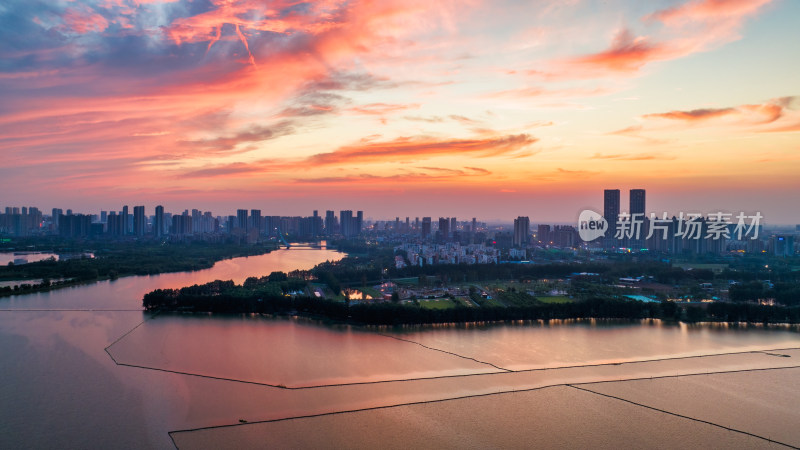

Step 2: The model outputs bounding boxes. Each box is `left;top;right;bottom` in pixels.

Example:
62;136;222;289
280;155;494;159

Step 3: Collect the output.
2;0;798;222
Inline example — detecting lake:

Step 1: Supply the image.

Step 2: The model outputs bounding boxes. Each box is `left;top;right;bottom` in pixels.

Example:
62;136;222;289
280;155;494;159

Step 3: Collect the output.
0;251;94;265
1;248;798;449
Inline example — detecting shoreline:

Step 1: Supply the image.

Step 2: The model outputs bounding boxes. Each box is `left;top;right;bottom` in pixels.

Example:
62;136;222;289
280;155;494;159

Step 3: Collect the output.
0;245;279;298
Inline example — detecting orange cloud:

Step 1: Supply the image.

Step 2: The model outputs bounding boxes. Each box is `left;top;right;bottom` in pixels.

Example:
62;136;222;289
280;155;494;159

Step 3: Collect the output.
346;103;420;115
642;99;790;124
552;1;773;78
643;107;737;122
589;153;673;161
307;134;538;166
292;167;493;185
568;29;668;73
649;0;773;26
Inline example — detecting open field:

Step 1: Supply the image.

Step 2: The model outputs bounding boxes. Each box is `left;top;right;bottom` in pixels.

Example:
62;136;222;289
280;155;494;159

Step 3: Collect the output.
417;299;458;310
673;263;729;272
537;296;574;304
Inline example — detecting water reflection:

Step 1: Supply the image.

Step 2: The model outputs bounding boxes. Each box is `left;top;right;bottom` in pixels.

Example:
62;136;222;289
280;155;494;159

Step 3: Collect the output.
2;248;799;449
0;248;344;310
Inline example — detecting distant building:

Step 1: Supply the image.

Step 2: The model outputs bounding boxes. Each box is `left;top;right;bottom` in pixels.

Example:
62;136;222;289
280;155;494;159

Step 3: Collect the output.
59;213;91;238
537;224;551;245
628;189;646;249
52;208;63;232
513;216;530;247
340;210;353;237
772;235;795;256
121;205;130;235
325;210;336;235
133;206;145;236
438;217;450;240
107;212;124;236
251;209;262;234
236;209;248;231
154;205;165;237
421;217;432;237
604;189;620;248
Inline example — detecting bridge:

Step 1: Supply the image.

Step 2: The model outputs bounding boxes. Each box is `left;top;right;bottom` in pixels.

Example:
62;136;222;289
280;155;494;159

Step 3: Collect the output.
274;229;328;250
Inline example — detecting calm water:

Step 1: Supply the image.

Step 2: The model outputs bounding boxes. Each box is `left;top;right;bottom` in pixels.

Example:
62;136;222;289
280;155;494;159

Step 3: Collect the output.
0;251;94;265
0;251;59;265
1;248;799;449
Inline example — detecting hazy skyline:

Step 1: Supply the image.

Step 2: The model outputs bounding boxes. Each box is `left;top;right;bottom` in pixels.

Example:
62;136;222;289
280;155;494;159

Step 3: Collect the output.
1;0;798;223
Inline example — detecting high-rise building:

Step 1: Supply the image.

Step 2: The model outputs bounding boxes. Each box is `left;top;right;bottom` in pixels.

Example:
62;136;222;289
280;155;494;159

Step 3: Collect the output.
59;214;91;238
133;206;145;236
191;209;202;233
107;212;124;236
172;214;192;236
311;210;321;237
340;210;353;237
604;189;620;248
513;216;530;247
236;209;248;231
552;225;577;248
251;209;262;234
325;210;336;235
52;208;63;231
121;205;130;235
630;189;645;217
438;217;450;240
421;217;432;237
772;235;795;257
154;205;165;237
356;211;363;235
537;224;551;245
629;189;646;249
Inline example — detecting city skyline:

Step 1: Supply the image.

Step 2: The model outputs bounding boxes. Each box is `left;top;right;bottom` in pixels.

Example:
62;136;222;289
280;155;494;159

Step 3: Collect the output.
0;187;795;226
1;1;799;222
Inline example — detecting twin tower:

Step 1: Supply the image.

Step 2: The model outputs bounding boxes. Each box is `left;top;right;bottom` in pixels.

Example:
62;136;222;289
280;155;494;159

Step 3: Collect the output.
604;189;645;247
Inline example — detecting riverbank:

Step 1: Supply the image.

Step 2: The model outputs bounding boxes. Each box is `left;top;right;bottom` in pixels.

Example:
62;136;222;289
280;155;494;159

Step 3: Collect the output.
0;242;279;298
142;280;800;326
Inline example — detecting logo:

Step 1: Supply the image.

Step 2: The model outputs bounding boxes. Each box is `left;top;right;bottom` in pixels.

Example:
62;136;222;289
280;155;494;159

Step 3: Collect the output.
578;209;607;241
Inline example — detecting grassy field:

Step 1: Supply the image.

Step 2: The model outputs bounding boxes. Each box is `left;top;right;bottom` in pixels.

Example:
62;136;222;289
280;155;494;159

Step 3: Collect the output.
392;277;420;286
418;299;458;310
537;296;574;304
674;263;728;272
481;298;505;307
359;286;383;298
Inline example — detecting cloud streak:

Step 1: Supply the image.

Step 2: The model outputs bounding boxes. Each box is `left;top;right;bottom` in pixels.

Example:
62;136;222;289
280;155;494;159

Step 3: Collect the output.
307;134;538;166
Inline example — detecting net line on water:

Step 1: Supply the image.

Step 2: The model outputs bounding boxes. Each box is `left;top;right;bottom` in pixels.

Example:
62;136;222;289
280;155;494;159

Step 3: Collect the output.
166;365;800;450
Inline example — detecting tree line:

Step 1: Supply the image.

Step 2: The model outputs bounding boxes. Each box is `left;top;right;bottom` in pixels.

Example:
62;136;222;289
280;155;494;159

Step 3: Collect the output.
142;275;800;325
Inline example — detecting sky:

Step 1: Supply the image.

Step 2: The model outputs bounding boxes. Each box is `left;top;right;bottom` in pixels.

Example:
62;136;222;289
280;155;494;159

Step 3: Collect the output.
1;0;799;223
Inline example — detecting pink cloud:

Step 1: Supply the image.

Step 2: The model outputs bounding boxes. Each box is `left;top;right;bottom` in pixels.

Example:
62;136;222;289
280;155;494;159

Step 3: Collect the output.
552;1;773;78
62;5;109;34
307;134;538;166
643;107;737;122
643;99;790;124
346;103;421;115
568;29;668;73
649;0;773;26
